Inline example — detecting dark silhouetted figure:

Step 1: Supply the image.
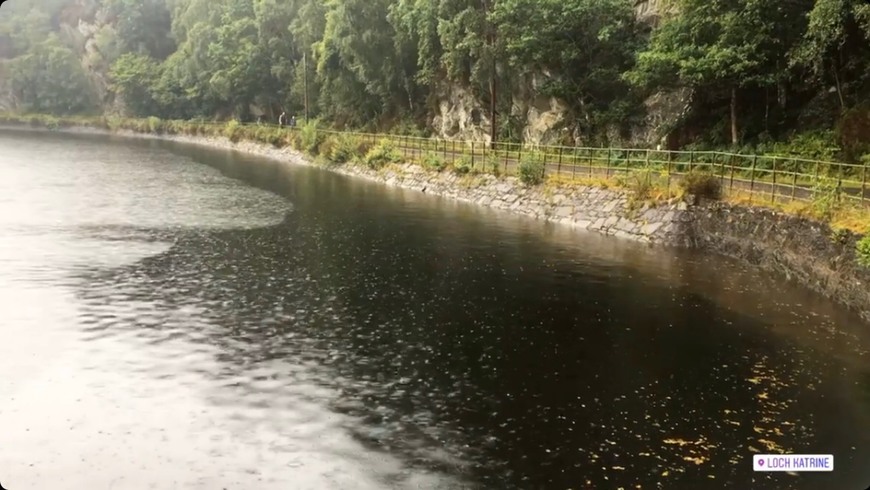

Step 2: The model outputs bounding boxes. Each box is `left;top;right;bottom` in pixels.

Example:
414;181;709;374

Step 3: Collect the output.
278;111;287;127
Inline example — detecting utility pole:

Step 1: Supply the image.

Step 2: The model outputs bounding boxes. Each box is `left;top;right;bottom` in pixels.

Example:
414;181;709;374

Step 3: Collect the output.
486;0;497;149
303;52;310;124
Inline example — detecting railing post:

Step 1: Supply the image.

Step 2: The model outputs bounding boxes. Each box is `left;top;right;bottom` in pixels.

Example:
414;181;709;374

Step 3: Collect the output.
572;148;577;180
503;143;508;174
452;140;456;165
771;157;777;203
750;155;757;198
557;146;563;176
837;162;844;202
471;141;475;169
588;148;593;178
666;151;672;193
689;150;694;173
862;158;867;203
607;148;612;178
729;155;735;194
541;151;546;179
791;161;798;201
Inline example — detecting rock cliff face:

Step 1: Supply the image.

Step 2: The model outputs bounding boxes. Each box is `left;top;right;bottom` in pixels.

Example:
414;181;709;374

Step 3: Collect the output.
431;84;493;144
57;0;114;107
0;34;14;111
0;0;115;112
432;0;690;147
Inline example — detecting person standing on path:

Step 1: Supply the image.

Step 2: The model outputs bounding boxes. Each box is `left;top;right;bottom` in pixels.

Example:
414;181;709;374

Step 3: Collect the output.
278;111;287;127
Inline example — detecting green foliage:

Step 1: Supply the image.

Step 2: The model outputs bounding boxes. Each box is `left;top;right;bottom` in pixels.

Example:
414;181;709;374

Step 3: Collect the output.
7;35;97;115
146;116;163;133
494;0;642;135
830;227;850;244
789;0;870;111
104;0;175;59
324;134;360;164
421;152;447;171
766;130;842;162
618;169;655;201
224;119;242;142
856;234;870;267
486;153;502;176
110;53;163;117
364;139;402;169
809;177;842;220
299;120;325;155
5;0;870;156
452;155;471;175
679;171;722;200
518;151;545;185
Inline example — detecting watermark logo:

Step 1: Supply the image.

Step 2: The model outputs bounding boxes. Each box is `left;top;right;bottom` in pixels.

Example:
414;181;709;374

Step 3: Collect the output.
753;454;833;472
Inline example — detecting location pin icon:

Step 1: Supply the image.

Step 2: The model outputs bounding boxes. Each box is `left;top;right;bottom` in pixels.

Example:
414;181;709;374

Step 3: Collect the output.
758;459;764;467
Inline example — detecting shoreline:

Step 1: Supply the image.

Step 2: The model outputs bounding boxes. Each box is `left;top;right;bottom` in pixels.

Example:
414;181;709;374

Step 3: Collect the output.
3;122;870;323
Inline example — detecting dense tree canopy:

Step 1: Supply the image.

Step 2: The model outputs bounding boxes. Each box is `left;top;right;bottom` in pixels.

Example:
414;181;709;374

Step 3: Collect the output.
1;0;869;151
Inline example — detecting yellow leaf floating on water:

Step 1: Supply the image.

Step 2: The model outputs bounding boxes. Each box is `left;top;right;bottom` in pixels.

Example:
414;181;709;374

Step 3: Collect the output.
662;470;670;477
757;392;769;400
683;456;706;465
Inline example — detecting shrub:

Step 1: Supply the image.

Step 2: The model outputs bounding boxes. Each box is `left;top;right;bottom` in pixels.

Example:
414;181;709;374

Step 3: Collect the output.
809;177;841;221
224;119;241;142
146;116;162;133
318;135;338;162
354;139;374;161
364;139;401;169
105;116;122;131
268;129;284;147
326;135;359;164
452;155;471;175
421;152;447;171
299;120;324;155
44;116;60;130
486;153;502;177
857;235;870;268
518;151;545;185
679;171;721;200
618;169;655;201
766;130;841;163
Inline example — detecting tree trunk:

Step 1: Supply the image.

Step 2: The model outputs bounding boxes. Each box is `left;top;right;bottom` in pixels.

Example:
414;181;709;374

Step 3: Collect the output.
730;87;738;146
832;64;845;111
487;0;497;149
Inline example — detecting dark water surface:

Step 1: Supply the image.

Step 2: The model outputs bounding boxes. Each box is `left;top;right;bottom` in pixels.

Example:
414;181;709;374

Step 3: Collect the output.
1;129;869;489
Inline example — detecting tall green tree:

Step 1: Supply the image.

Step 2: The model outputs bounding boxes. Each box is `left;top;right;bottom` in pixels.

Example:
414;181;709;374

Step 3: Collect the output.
790;0;870;111
105;0;175;59
627;0;812;145
8;34;97;114
109;53;162;116
494;0;641;139
316;0;417;125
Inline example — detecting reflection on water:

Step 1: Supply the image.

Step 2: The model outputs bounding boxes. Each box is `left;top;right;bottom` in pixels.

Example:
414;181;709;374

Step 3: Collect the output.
1;129;869;489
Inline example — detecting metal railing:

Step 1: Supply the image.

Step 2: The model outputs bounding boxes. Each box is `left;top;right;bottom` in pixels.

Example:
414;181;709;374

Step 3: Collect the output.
4;114;866;205
227;121;868;205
